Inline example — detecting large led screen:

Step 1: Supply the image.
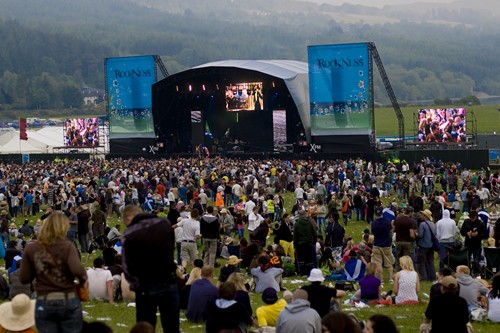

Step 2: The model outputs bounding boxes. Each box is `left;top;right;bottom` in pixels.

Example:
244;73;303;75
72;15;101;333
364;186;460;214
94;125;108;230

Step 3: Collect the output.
65;118;99;147
106;56;156;139
308;43;372;136
225;82;263;111
417;108;466;143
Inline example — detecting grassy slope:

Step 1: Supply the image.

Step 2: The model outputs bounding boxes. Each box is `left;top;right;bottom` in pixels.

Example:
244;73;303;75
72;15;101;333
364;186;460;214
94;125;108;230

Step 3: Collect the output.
4;190;499;332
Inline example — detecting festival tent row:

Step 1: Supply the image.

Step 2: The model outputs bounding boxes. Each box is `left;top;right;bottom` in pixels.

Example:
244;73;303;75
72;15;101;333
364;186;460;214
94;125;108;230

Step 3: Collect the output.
0;127;64;154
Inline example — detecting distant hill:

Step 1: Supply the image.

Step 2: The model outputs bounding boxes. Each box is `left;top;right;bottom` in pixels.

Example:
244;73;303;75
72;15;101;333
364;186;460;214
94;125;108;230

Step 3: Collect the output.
0;0;499;110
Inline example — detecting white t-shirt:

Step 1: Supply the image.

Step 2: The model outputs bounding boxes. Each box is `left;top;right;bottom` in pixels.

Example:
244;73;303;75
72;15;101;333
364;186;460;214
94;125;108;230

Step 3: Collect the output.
294;187;305;200
87;268;113;301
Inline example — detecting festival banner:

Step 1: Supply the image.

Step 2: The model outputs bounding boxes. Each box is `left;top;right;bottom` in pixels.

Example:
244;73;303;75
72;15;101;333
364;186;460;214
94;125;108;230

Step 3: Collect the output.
308;43;372;136
106;56;157;139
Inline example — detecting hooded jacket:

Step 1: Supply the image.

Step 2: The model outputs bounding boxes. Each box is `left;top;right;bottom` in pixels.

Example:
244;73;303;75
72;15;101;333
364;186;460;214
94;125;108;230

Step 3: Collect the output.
436;209;457;242
456;273;490;308
200;214;219;239
293;218;317;246
275;299;322;333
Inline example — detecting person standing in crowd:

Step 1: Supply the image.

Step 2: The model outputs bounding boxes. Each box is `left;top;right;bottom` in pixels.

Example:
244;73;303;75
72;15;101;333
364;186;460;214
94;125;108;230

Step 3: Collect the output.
200;206;220;268
294;210;317;276
76;205;91;254
325;211;345;264
393;206;417;269
276;213;295;262
121;204;180;333
416;210;436;282
460;210;488;274
248;206;263;241
435;209;457;269
174;209;202;270
20;212;87;333
371;206;395;282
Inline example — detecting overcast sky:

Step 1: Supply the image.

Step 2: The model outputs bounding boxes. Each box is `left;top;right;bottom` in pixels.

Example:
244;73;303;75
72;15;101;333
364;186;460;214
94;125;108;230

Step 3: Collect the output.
308;0;456;7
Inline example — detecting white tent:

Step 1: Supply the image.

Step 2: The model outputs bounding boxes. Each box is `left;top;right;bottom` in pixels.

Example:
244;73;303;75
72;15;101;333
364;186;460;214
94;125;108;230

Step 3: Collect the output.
0;127;64;154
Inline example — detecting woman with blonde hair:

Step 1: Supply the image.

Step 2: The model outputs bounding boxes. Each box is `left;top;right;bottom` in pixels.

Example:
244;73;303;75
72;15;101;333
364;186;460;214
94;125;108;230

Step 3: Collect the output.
180;267;202;310
227;272;252;315
20;212;87;333
394;255;419;304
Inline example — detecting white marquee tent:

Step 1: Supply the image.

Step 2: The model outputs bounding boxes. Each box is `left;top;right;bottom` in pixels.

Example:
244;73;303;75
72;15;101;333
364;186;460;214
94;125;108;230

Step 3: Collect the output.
0;127;64;154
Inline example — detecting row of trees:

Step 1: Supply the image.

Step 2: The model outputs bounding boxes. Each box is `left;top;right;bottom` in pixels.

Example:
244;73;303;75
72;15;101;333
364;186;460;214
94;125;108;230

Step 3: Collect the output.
1;0;500;110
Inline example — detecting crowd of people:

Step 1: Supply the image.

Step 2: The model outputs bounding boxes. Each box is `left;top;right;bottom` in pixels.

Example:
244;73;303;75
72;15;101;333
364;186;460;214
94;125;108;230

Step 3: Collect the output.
0;156;499;332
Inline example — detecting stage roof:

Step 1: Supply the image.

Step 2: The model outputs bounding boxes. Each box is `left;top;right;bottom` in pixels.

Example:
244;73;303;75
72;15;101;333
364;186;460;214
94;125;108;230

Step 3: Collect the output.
192;60;311;139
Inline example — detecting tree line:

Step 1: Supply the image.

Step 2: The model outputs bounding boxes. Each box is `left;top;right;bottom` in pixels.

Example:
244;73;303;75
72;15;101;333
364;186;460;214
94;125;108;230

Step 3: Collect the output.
0;0;499;110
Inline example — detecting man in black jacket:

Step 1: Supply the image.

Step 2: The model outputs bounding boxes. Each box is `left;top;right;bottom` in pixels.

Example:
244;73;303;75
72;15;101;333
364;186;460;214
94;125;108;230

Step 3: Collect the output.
277;214;295;262
122;205;179;333
460;209;487;274
325;211;345;263
200;206;220;268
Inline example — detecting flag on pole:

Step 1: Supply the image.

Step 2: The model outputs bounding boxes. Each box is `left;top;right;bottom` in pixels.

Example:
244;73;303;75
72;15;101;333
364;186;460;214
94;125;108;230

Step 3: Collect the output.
20;118;28;140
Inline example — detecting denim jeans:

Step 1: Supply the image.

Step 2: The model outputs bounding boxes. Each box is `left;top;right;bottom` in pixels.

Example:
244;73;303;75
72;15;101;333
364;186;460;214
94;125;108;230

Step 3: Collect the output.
316;217;326;235
438;241;454;269
136;283;180;333
78;233;88;253
35;296;83;333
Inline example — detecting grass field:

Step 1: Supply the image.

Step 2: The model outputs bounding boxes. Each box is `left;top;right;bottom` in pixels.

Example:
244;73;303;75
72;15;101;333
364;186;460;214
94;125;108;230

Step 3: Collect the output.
4;190;500;333
374;105;499;137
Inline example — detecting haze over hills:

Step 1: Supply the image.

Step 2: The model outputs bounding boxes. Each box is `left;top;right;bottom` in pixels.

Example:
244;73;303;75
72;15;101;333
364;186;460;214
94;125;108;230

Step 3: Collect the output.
0;0;499;111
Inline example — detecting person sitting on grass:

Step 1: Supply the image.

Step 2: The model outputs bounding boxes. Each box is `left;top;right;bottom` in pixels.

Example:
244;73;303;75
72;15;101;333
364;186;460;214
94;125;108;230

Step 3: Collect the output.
487;274;500;322
186;265;219;323
301;268;345;318
340;250;366;282
319;247;342;281
205;281;255;333
348;262;382;304
255;287;287;328
226;272;253;316
217;255;241;287
393;255;419;305
251;255;283;293
423;276;469;333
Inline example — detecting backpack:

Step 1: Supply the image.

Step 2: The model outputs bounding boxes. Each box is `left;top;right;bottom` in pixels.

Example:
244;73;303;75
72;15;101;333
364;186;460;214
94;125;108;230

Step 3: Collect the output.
341;200;349;214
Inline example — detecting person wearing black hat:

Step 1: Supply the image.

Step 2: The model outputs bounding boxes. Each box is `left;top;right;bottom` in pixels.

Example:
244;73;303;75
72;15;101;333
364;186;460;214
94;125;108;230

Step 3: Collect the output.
255;287;287;327
460;209;487;274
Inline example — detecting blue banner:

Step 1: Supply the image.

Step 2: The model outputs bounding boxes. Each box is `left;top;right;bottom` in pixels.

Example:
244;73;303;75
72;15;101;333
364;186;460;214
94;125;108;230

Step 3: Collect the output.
106;56;156;139
308;43;372;135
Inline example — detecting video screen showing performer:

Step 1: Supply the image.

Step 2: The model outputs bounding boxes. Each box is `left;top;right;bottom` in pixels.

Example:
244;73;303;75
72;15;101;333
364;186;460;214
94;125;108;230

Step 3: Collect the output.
417;108;466;143
225;82;263;111
65;118;100;147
